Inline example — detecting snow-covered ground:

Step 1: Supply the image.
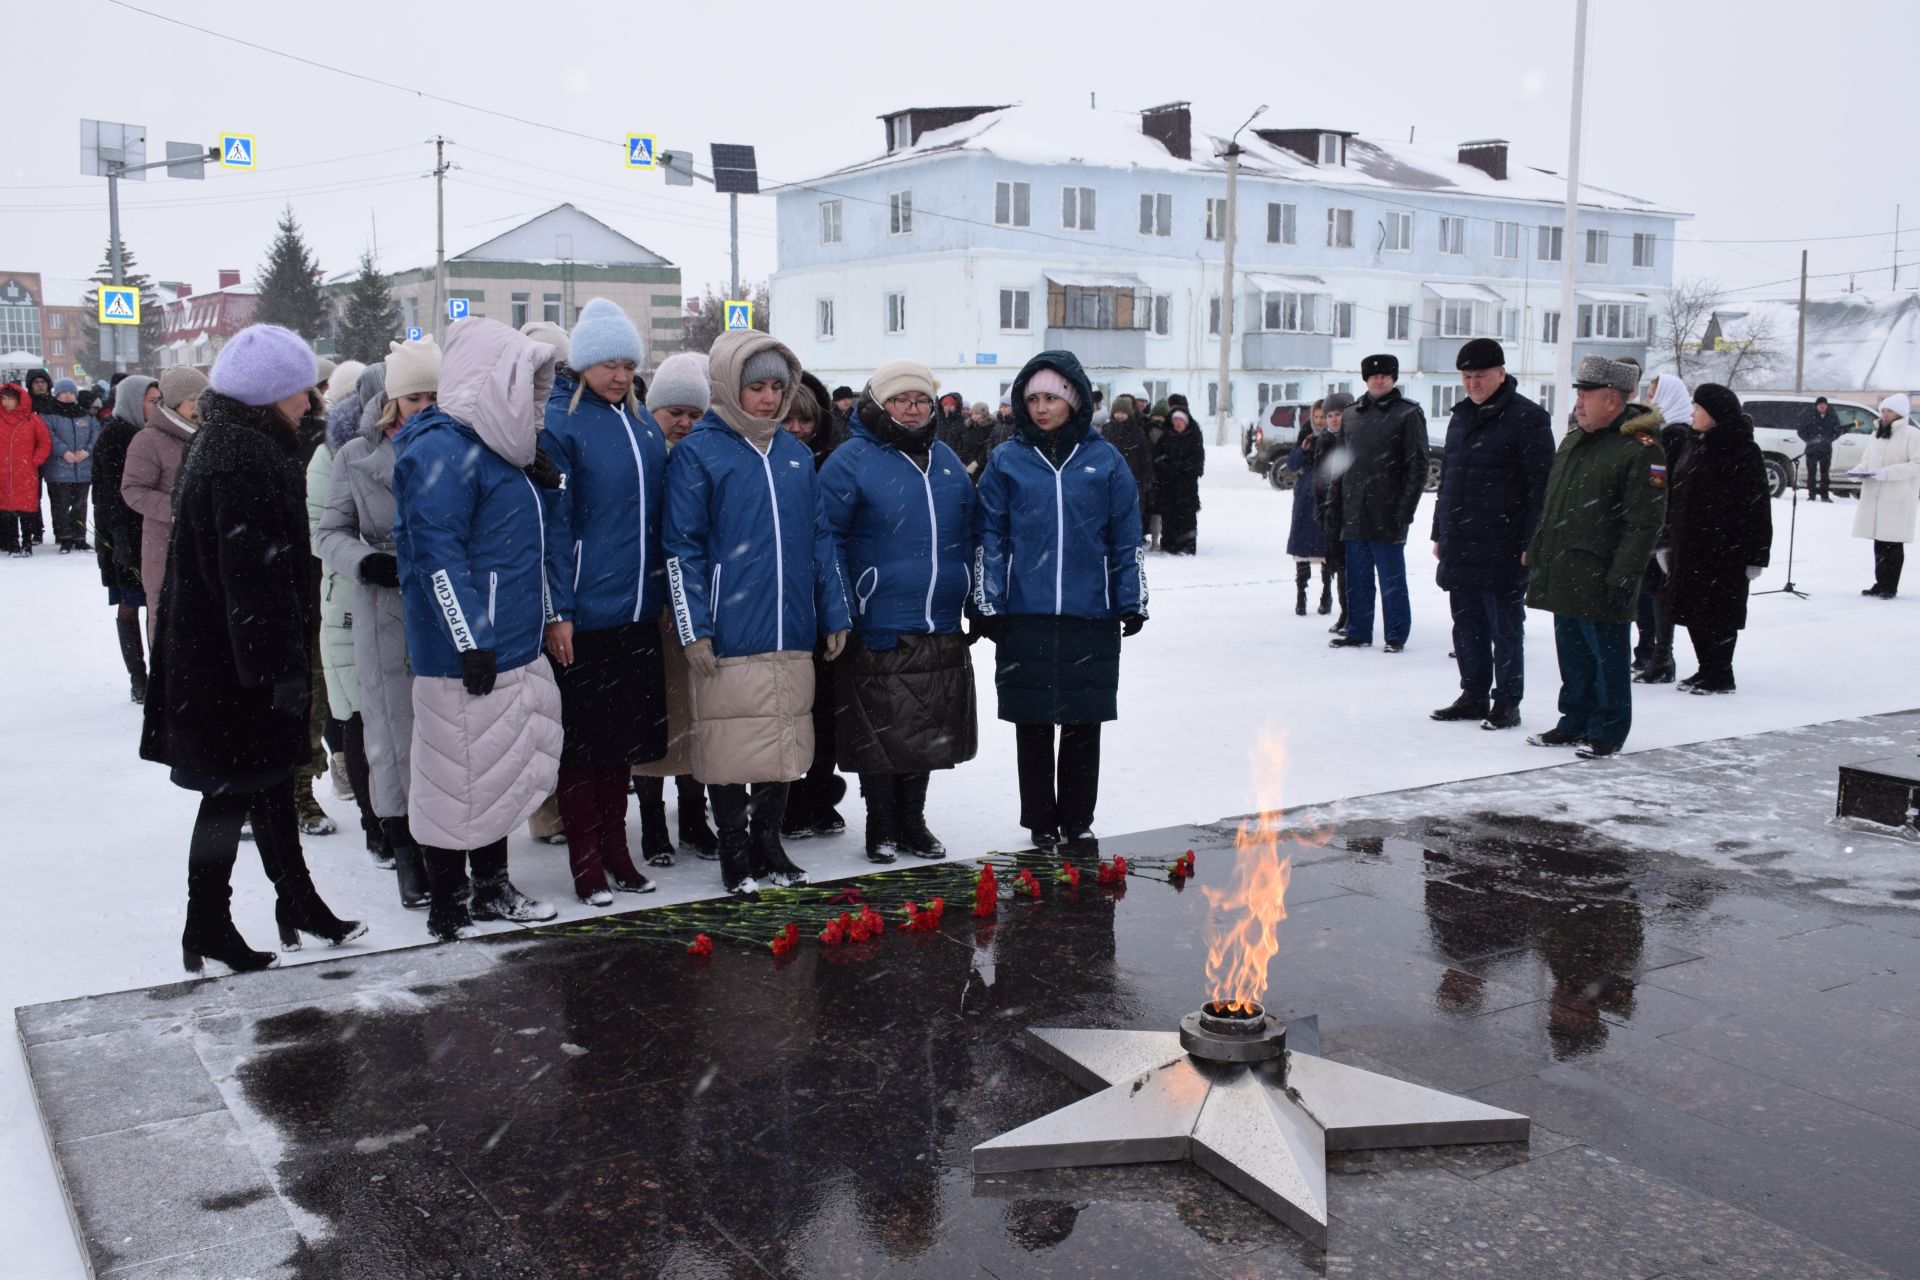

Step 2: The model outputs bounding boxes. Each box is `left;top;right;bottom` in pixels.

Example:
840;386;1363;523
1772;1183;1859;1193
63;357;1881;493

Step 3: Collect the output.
4;444;1917;1277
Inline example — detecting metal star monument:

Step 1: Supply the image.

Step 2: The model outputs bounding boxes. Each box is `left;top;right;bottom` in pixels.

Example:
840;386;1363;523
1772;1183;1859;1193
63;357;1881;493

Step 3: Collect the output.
972;1007;1529;1248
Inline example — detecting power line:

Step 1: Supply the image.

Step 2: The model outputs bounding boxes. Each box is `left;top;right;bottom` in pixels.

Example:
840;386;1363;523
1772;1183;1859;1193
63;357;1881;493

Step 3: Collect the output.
0;171;428;214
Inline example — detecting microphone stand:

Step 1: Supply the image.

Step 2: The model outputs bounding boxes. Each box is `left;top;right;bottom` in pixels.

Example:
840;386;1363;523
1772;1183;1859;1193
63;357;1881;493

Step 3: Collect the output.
1754;456;1808;600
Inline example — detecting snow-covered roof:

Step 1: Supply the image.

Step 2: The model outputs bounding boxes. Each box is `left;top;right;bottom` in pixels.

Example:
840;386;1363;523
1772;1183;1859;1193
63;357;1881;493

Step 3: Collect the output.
784;102;1687;219
456;203;672;267
1712;292;1920;389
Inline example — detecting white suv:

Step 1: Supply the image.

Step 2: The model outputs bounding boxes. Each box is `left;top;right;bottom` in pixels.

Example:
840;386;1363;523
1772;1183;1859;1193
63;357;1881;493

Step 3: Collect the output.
1741;397;1883;496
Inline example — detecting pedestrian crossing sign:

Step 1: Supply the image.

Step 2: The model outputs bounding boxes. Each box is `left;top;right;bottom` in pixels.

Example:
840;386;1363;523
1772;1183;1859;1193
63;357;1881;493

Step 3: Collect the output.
218;133;255;169
626;134;656;169
98;287;139;326
724;301;752;331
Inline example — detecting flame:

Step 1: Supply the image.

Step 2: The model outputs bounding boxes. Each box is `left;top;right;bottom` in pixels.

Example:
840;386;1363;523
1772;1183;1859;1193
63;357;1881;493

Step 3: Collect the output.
1203;733;1296;1015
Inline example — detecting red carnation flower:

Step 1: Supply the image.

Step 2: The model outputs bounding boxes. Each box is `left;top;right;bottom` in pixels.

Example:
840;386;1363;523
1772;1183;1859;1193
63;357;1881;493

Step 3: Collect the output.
687;934;714;957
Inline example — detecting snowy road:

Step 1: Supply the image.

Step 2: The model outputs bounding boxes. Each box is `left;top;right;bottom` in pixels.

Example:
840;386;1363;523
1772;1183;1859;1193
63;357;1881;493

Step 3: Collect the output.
4;445;1916;1276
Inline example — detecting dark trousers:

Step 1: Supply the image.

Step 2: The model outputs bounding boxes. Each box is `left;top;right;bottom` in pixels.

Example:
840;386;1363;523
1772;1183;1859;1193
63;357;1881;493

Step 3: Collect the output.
556;762;643;895
48;482;89;546
1162;509;1198;555
1874;540;1905;595
1014;722;1101;834
1686;624;1739;688
1804;449;1832;499
341;713;379;843
1344;539;1411;645
1552;615;1633;748
187;776;299;892
0;512;29;552
1449;585;1526;706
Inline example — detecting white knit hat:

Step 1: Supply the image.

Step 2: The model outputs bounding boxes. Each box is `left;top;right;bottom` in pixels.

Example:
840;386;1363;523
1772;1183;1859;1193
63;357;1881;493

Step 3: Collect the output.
384;336;441;400
1880;392;1911;421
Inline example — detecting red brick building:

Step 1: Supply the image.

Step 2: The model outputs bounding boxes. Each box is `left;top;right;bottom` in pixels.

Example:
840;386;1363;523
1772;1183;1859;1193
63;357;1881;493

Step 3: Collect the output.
156;270;258;374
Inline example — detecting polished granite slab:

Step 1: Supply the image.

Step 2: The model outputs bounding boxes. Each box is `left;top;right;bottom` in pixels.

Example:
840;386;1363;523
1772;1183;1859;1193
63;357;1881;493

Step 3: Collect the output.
20;714;1920;1279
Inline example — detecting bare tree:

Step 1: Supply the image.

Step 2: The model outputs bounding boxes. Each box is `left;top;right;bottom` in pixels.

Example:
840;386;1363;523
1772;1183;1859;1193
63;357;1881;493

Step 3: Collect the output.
1659;277;1724;381
680;282;770;355
1717;310;1787;389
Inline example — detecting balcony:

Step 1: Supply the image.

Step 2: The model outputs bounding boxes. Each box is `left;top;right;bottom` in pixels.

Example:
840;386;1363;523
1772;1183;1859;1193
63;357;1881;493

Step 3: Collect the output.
1043;327;1146;368
1419;337;1471;373
1243;332;1332;371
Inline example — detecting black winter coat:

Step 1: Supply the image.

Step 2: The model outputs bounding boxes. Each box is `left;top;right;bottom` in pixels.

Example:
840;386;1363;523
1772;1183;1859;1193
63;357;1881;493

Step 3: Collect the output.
139;392;318;783
89;416;143;591
1430;377;1555;592
1330;388;1428;542
1103;415;1154;516
1796;407;1844;454
1666;416;1772;632
1152;422;1205;517
1313;428;1351;568
835;632;977;773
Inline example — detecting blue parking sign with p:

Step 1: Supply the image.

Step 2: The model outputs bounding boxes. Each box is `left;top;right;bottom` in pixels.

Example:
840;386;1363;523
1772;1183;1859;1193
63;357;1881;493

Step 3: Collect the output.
448;298;469;321
724;301;752;331
626;134;655;169
406;326;424;342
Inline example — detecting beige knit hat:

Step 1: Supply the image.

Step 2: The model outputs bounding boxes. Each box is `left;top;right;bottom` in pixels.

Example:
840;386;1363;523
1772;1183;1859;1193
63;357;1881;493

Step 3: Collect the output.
520;320;570;368
868;359;935;405
384;336;442;400
157;365;209;410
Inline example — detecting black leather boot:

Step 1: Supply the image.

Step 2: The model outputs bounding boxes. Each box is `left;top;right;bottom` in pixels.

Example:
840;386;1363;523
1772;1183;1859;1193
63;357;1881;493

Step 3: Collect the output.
1294;562;1311;616
182;850;275;974
468;840;556;922
751;783;808;887
382;816;429;909
253;786;365;950
422;847;477;941
860;773;899;864
116;614;147;704
894;772;945;859
677;775;719;860
1317;565;1333;615
709;784;758;896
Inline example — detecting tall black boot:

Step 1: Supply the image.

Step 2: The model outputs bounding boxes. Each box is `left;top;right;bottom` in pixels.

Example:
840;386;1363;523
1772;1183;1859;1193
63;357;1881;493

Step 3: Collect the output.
1634;597;1676;684
421;846;477;941
895;772;945;859
382;816;429;909
677;775;719;860
182;795;276;974
252;780;366;950
709;784;757;896
1317;564;1333;615
1294;562;1311;616
468;839;556;922
116;613;147;704
751;783;807;887
636;775;675;867
860;773;899;863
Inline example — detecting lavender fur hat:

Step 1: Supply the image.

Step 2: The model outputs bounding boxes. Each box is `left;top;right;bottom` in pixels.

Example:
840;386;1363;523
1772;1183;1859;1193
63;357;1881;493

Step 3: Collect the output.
209;324;318;406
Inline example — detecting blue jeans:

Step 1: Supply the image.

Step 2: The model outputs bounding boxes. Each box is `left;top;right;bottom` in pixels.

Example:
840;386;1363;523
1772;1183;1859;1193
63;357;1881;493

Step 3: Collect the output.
1344;539;1410;645
1552;615;1632;747
1450;586;1526;706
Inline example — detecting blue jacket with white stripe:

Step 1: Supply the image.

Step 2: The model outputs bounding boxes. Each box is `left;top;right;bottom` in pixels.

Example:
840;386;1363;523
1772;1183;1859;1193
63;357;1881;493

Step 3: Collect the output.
975;351;1147;621
816;417;977;649
539;373;669;632
664;413;852;658
391;405;551;678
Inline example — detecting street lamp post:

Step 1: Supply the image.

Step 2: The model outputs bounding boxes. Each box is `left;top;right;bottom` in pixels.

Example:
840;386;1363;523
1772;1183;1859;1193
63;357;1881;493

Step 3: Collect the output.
1216;105;1267;447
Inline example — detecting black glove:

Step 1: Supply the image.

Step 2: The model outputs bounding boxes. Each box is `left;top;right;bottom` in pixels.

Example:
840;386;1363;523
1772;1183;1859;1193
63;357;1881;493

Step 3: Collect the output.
359;552;400;588
527;445;564;490
270;675;309;719
461;648;498;697
1121;613;1147;637
969;614;1006;646
1604;583;1635;614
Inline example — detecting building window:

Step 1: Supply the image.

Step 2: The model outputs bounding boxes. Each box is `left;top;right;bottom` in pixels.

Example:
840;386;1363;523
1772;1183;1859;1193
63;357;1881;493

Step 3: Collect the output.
1537;225;1564;262
1139;192;1172;237
1333;302;1354;339
1205;197;1228;242
1538;384;1557;414
1061;185;1096;231
1585;228;1609;265
48;312;63;330
1431;385;1464;418
1208;381;1233;415
999;288;1031;332
1327;208;1354;248
889;191;913;235
820;200;843;243
1327;380;1354;397
1541;309;1561;344
1256;381;1304;410
1151;293;1170;336
1438;216;1466;255
1318;133;1341;165
1435;300;1478;338
402;295;418;330
1386;304;1411;341
1207;295;1221;336
1499;308;1520;340
1266;202;1297;245
1384;211;1412;252
510;292;529;328
816;297;834;339
50;338;64;356
1492;221;1521;259
1050;283;1149;330
1260;292;1324;334
1576;301;1647;341
885;292;906;334
542;293;562;324
993;182;1029;227
1143;379;1170;405
1632;232;1656;268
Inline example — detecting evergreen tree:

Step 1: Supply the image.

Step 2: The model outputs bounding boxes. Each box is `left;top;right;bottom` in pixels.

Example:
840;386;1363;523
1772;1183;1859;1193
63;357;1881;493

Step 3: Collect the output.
78;241;164;376
336;251;402;363
680;282;770;355
252;205;327;339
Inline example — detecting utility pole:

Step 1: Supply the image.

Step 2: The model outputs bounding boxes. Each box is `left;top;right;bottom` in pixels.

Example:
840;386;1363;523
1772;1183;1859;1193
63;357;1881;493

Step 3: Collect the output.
1555;0;1590;413
432;136;449;332
1216;105;1267;447
729;193;740;301
107;171;126;373
1795;249;1808;393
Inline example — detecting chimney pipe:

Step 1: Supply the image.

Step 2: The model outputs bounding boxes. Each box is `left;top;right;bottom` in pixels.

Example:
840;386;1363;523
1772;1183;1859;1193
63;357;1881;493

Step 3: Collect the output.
1141;102;1192;161
1457;139;1509;181
217;269;241;289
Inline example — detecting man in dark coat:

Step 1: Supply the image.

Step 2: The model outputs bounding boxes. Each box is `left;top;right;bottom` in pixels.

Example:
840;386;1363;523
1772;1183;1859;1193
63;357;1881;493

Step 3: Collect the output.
1429;340;1554;729
1665;383;1771;694
1796;396;1844;501
1328;354;1428;651
1524;355;1667;759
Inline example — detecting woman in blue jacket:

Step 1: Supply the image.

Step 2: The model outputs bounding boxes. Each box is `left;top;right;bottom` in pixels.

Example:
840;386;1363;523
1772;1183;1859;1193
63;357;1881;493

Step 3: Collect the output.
975;351;1146;849
818;360;978;864
663;331;851;897
539;300;669;905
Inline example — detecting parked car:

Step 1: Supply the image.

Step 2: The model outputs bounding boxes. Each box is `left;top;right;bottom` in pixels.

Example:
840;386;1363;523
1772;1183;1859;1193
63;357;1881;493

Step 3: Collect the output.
1740;396;1883;496
1243;403;1311;490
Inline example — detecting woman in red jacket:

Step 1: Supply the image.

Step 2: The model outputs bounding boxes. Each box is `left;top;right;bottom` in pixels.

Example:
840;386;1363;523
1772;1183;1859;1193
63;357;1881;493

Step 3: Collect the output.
0;384;52;556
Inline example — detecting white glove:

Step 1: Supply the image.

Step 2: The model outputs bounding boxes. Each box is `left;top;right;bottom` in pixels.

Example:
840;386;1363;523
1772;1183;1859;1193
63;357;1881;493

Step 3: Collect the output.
1870;468;1889;481
1655;549;1671;573
1745;565;1764;581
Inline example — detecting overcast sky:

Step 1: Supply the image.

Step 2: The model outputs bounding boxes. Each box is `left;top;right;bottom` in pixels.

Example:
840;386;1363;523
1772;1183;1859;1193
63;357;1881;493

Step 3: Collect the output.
11;0;1917;308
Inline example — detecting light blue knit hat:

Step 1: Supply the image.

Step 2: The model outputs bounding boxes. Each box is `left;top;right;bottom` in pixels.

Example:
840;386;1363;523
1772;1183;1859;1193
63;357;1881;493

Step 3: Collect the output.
568;298;644;370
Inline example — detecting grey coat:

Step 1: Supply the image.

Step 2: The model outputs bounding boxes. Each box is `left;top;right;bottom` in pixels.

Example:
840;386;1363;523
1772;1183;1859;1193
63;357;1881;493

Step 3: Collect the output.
315;403;412;818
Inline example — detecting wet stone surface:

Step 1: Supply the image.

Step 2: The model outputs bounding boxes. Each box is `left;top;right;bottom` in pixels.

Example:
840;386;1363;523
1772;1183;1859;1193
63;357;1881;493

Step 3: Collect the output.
18;718;1920;1278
